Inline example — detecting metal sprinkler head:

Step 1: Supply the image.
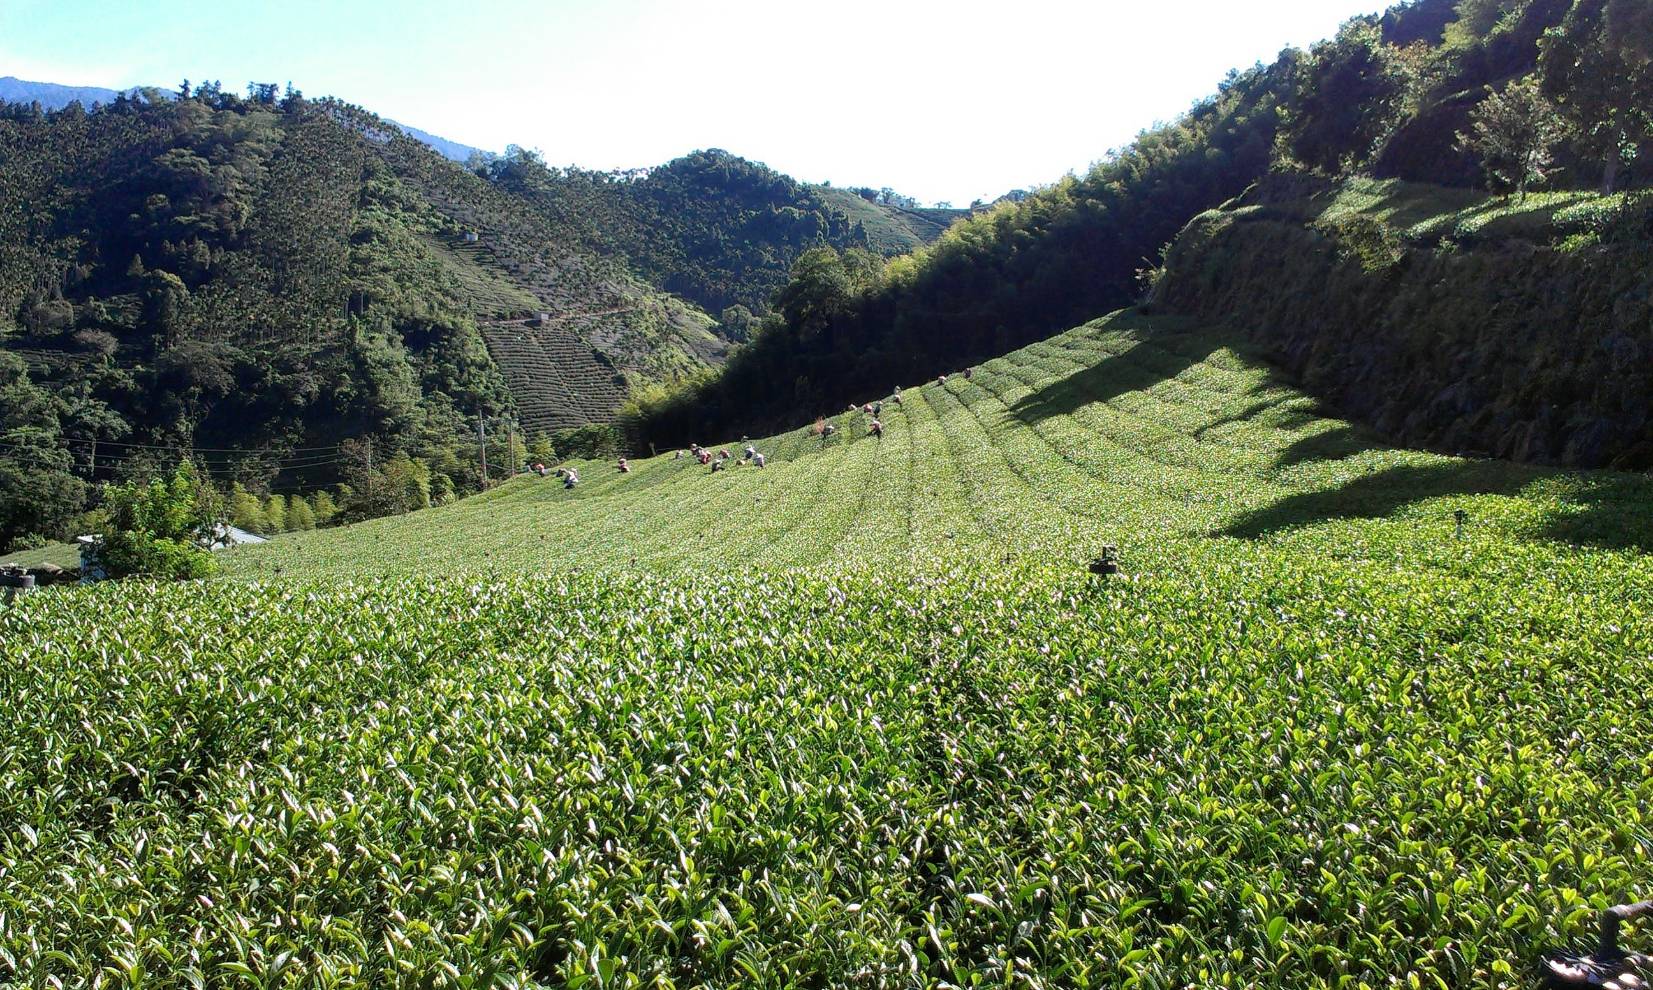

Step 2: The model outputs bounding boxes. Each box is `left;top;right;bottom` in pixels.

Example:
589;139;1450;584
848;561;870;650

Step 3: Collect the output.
1542;900;1650;988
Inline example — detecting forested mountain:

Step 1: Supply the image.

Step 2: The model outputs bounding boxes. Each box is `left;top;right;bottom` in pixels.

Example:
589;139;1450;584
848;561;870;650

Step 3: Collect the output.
634;0;1653;458
0;80;968;551
471;148;960;328
0;85;721;550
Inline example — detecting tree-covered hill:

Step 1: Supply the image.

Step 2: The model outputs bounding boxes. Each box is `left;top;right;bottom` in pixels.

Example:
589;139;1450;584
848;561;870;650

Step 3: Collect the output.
0;75;495;162
812;185;971;255
0;86;720;550
635;0;1653;458
473;148;965;328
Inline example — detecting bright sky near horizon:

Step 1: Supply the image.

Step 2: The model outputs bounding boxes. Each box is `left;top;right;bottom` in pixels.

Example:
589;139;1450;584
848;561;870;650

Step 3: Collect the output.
0;0;1384;205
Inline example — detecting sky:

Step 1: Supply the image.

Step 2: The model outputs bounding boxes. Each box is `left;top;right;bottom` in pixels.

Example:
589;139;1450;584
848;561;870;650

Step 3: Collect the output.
0;0;1386;205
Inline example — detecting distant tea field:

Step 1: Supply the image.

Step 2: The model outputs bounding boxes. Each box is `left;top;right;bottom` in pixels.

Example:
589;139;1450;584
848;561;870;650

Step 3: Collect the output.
5;312;1650;987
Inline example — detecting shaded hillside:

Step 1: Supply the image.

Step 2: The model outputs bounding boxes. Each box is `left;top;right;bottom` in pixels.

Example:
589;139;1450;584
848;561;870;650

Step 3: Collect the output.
634;0;1652;447
1149;174;1653;468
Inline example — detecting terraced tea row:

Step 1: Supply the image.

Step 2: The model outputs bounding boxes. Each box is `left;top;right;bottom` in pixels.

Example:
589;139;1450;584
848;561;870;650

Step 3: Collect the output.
238;312;1653;582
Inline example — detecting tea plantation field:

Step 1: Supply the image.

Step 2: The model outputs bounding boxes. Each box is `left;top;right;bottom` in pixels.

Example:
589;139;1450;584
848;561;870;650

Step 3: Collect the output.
4;312;1650;987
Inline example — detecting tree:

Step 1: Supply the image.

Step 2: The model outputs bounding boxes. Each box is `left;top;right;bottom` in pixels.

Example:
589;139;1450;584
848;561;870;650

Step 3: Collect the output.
309;490;339;527
0;462;86;552
0;354;87;549
263;494;287;532
141;270;189;350
337;439;402;522
719;305;758;342
1459;76;1564;196
95;462;217;580
381;452;431;512
1287;21;1417;173
227;483;267;533
1539;0;1653;192
1444;0;1524;47
774;249;854;342
286;495;316;530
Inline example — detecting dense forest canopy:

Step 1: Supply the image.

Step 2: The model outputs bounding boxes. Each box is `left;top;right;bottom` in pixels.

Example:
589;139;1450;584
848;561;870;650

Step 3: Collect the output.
0;87;525;550
631;0;1653;446
473;146;932;325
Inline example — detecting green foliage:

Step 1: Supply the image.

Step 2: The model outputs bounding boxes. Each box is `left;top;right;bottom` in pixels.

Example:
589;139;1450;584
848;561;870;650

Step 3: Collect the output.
262;493;287;532
1152;175;1653;467
635;0;1646;449
95;461;217;579
286;494;316;531
1538;0;1653;191
0;353;89;550
226;483;267;533
1285;21;1419;174
636;59;1292;445
309;489;338;526
1444;0;1527;46
1459;75;1565;194
0;85;716;518
8;313;1651;984
482;148;886;315
548;423;623;461
381;451;432;511
812;185;968;254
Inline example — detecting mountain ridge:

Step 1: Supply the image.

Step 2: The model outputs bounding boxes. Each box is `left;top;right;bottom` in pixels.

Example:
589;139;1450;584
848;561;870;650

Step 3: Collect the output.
0;75;495;163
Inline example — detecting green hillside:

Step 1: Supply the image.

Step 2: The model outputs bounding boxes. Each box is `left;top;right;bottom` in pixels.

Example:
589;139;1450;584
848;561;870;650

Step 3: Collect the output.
638;0;1653;459
0;89;725;551
1151;175;1653;469
9;311;1649;985
479;149;899;319
224;311;1653;579
813;186;969;254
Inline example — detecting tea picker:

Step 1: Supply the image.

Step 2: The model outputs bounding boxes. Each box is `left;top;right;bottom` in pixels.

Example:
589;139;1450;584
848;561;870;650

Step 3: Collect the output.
1543;899;1650;988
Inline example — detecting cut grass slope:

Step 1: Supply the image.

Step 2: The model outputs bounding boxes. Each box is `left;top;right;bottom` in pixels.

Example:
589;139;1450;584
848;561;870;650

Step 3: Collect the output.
6;311;1651;988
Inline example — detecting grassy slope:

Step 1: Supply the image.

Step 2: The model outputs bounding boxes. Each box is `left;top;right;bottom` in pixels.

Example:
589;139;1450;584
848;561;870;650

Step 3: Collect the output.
0;541;79;569
1154;176;1653;468
226;310;1653;580
6;311;1651;987
1242;175;1639;246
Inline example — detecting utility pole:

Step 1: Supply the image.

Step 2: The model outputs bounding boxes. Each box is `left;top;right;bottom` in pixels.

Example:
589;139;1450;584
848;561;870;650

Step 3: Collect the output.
478;415;489;487
507;420;516;478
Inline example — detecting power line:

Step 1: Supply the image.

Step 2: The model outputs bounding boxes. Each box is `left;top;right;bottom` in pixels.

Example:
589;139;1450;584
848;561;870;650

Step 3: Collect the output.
56;436;341;453
0;440;345;471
